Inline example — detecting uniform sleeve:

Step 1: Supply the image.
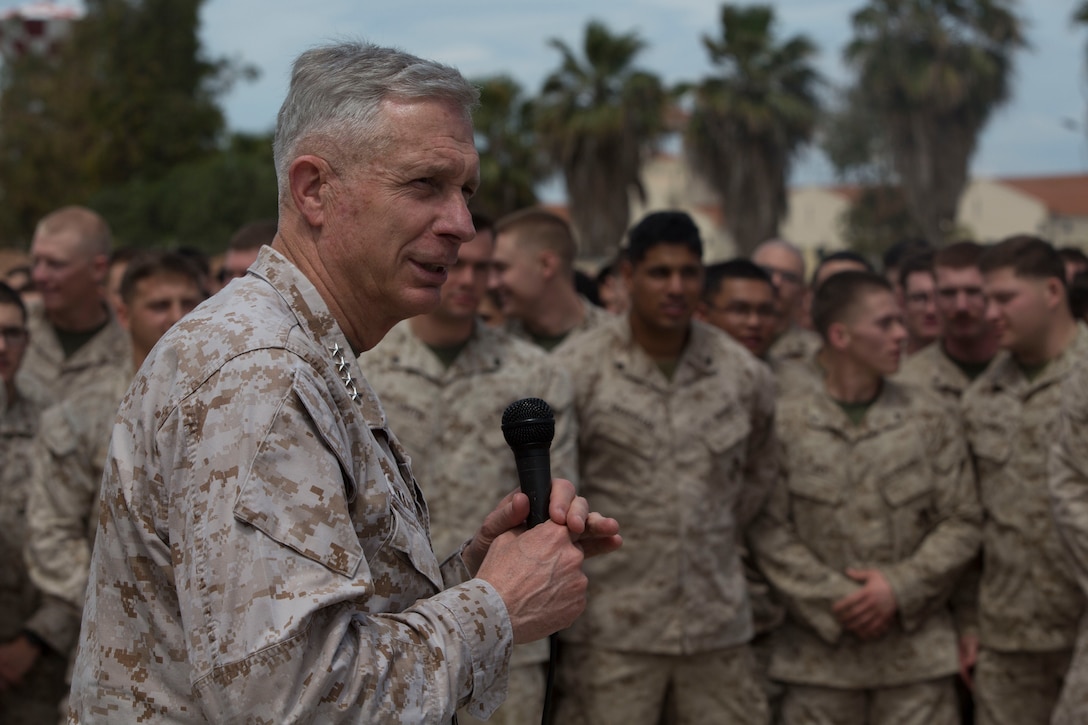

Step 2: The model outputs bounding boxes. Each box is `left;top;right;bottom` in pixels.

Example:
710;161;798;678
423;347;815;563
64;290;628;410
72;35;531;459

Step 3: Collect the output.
747;459;858;645
881;411;982;632
23;402;99;654
174;365;514;723
1049;365;1088;597
735;363;778;528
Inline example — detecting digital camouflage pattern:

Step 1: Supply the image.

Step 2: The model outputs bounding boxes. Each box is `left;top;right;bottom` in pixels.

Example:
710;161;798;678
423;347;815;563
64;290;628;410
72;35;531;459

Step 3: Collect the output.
960;325;1088;654
962;325;1088;724
896;342;975;404
554;317;777;654
749;380;981;689
1047;355;1088;725
0;386;69;724
16;302;129;407
767;325;821;367
25;363;131;655
68;247;513;724
779;678;958;725
359;320;576;725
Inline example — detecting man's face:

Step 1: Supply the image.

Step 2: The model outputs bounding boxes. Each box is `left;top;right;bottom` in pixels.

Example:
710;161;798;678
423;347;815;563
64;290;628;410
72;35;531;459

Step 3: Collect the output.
30;227;106;317
434;228;492;322
490;231;547;318
320;98;479;329
836;289;907;377
902;270;940;343
118;273;204;357
701;278;778;358
625;244;703;336
983;267;1059;357
935;265;988;341
753;245;804;318
0;302;28;387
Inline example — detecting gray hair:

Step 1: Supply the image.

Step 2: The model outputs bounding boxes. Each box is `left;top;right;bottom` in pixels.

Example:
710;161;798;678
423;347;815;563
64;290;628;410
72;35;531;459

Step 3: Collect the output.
272;41;479;198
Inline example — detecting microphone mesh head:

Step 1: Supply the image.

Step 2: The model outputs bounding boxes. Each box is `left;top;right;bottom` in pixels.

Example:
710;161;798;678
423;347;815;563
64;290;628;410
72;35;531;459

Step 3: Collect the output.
501;397;555;447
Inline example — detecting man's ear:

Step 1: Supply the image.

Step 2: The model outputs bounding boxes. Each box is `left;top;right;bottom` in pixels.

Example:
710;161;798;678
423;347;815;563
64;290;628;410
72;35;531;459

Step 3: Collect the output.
288;155;333;228
1044;276;1066;311
827;320;850;351
538;249;559;281
115;300;131;332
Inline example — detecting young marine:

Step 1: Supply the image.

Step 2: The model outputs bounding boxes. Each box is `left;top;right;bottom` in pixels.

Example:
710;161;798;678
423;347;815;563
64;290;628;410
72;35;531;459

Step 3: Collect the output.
749;270;981;725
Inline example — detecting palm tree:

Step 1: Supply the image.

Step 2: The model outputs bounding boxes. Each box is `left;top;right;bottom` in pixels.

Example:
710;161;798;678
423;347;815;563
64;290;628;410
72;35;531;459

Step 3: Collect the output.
470;75;544;220
683;4;821;257
535;20;665;260
845;0;1025;245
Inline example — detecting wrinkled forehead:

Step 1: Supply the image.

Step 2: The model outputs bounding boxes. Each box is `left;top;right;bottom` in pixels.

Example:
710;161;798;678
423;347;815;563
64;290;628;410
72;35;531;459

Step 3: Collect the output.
32;226;95;262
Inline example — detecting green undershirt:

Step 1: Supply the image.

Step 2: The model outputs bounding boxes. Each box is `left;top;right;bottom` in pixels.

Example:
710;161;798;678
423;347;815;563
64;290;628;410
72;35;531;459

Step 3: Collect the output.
1017;358;1050;383
56;319;109;359
834;395;878;426
945;348;991;382
655;358;679;382
529;330;570;352
424;340;469;369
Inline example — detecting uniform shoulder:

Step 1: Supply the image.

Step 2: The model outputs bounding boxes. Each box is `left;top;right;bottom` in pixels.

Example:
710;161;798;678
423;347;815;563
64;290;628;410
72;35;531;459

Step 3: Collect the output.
552;314;624;362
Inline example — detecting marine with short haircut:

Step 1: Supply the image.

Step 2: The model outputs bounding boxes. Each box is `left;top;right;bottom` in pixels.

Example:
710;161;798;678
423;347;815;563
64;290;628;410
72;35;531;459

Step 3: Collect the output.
752;238;820;365
25;251;206;719
898;251;940;356
898;241;999;403
554;210;775;725
359;219;577;725
961;235;1088;725
491;208;610;351
697;258;779;361
0;282;68;725
750;270;981;725
20;206;130;406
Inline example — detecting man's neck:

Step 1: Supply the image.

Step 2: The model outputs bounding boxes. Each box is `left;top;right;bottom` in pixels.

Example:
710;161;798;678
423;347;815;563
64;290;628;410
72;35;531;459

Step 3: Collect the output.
49;301;109;334
523;286;584;338
943;329;1000;364
823;353;882;403
409;314;474;348
629;315;689;361
906;335;933;356
1013;315;1079;368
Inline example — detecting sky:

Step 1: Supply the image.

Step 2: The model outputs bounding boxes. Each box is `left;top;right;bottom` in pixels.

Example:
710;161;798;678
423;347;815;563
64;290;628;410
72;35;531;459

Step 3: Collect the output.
4;0;1088;191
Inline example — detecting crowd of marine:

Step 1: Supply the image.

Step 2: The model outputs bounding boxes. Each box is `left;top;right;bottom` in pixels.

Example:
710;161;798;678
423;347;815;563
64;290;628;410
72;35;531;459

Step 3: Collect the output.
2;201;1087;725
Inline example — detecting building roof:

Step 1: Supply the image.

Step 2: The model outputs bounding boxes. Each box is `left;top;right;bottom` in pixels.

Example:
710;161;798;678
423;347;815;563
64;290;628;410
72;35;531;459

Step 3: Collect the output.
996;174;1088;217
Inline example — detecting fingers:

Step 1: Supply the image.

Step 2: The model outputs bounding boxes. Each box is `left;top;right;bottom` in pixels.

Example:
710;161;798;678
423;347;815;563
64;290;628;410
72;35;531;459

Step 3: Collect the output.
547;479;579;527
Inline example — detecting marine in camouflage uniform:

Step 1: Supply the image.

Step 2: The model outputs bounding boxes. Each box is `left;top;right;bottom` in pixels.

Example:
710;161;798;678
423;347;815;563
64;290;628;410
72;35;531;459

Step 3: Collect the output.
961;326;1088;725
766;324;821;367
961;236;1087;725
896;342;974;403
0;382;69;724
1049;357;1088;725
553;211;776;725
69;247;517;722
750;380;980;724
360;319;577;725
750;270;981;725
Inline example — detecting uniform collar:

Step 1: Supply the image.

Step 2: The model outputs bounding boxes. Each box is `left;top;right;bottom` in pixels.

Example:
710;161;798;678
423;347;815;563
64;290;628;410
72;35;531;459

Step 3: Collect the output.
378;320;503;382
610;317;718;391
981;323;1088;397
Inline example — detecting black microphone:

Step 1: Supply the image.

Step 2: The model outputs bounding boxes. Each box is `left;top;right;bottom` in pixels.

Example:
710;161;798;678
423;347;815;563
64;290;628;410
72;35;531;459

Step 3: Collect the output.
501;397;554;529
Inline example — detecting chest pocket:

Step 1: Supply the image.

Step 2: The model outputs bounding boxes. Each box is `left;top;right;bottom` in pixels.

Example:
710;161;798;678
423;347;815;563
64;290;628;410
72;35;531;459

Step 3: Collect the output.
594;409;656;463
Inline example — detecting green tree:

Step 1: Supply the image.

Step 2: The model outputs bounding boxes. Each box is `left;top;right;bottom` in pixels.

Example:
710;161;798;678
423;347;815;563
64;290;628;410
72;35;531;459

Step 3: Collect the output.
683;4;821;256
89;132;278;253
470;75;544;221
845;0;1025;246
0;0;253;245
535;20;665;259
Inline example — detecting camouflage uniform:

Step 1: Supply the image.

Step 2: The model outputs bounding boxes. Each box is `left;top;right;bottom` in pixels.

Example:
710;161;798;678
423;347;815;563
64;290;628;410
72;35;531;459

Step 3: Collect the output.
359;320;577;725
24;365;131;671
961;324;1088;725
68;247;513;723
1049;358;1088;725
553;317;776;725
749;379;981;724
896;342;975;404
767;325;821;367
505;295;611;350
16;302;130;406
0;386;69;724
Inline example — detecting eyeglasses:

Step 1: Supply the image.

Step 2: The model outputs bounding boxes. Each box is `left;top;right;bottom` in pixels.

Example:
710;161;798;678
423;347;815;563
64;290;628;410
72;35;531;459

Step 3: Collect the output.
757;265;803;287
708;302;779;320
0;326;28;345
905;292;936;307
